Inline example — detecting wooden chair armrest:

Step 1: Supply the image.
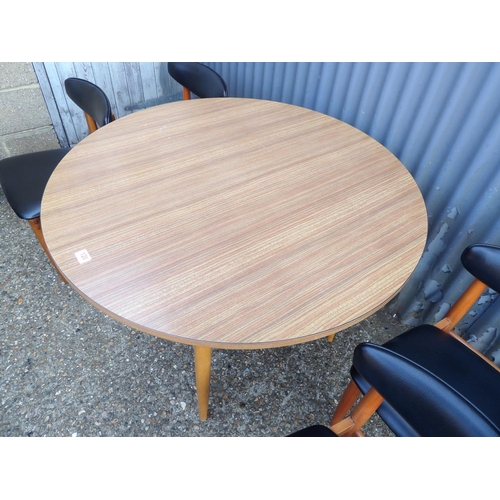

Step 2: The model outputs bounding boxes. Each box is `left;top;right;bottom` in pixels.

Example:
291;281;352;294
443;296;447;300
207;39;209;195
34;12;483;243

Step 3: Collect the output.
435;278;487;333
434;277;500;374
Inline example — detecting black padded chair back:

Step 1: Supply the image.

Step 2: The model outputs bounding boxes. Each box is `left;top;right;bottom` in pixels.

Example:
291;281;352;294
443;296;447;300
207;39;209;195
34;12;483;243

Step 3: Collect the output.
64;77;113;128
461;244;500;293
293;242;500;437
167;62;228;98
353;343;500;436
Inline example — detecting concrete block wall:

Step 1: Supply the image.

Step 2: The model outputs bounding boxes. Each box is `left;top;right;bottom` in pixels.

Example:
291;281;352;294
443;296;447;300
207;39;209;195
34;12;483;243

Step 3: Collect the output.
0;62;60;160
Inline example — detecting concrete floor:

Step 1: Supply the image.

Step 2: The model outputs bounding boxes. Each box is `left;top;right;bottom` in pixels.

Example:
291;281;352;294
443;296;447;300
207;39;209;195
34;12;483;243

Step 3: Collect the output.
0;188;402;437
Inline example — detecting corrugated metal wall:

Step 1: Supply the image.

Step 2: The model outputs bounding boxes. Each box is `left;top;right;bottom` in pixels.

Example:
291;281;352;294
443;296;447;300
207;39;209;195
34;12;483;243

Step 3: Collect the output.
205;62;500;363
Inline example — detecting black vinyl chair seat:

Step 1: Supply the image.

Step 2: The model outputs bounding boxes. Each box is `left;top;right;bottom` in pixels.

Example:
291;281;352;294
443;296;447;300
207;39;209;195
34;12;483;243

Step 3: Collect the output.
0;77;113;225
0;148;70;219
288;424;338;437
351;324;500;436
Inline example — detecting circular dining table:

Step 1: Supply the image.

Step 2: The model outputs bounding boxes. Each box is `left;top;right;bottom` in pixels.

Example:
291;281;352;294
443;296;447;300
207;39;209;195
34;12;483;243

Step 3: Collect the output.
41;97;428;420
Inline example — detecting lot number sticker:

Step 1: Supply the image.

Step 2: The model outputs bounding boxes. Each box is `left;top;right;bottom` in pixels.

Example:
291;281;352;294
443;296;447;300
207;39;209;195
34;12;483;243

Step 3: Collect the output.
75;249;92;264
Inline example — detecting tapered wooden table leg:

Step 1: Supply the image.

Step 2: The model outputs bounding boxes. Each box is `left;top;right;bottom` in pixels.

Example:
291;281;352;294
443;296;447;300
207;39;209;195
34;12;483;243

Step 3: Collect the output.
194;346;212;421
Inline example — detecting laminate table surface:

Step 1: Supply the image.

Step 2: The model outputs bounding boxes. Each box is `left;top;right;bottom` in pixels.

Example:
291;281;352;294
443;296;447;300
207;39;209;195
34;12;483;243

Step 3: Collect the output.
41;98;427;419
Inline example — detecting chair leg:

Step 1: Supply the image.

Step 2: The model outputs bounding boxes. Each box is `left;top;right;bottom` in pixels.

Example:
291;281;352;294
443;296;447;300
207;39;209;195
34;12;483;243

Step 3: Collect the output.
28;217;68;284
345;388;384;435
330;387;384;437
330;380;361;426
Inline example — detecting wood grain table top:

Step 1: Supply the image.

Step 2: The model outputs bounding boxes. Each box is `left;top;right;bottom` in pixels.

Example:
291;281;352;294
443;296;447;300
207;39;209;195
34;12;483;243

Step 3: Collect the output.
41;98;427;349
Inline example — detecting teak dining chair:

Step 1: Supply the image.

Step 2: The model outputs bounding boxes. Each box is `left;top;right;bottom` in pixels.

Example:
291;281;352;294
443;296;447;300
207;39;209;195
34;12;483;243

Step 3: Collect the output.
290;243;500;437
167;62;228;100
0;78;114;282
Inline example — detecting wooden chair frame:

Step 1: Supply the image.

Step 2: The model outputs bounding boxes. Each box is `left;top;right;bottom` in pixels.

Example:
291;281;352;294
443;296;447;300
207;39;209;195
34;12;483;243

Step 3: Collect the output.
84;111;116;134
327;277;500;437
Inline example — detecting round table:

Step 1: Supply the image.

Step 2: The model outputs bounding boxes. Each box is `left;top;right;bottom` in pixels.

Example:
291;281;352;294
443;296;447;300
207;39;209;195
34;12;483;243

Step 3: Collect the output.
41;98;428;420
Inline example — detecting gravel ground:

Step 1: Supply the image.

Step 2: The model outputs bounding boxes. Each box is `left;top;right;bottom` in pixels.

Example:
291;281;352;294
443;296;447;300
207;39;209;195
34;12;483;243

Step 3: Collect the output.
0;188;401;437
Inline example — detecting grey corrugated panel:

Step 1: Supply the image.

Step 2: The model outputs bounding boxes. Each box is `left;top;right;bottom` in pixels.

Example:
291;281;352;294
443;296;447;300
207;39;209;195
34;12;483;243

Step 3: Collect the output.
205;61;500;363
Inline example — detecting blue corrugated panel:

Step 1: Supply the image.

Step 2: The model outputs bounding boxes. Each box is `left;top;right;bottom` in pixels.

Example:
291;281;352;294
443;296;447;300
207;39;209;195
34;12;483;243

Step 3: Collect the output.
206;62;500;364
